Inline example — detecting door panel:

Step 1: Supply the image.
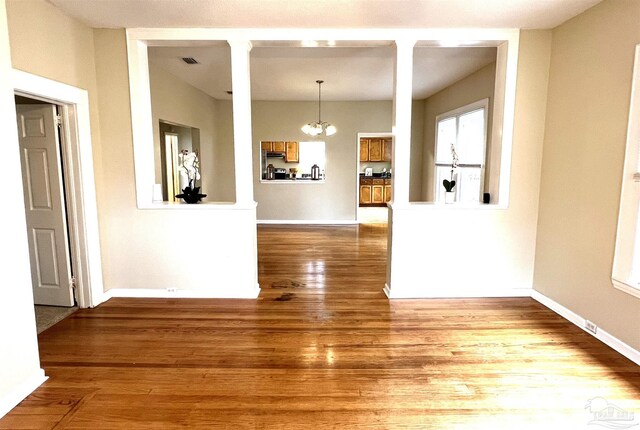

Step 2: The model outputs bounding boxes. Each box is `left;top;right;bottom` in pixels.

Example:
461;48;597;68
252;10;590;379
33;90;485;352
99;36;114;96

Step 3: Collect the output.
24;148;53;209
33;228;61;287
372;185;384;203
17;104;74;306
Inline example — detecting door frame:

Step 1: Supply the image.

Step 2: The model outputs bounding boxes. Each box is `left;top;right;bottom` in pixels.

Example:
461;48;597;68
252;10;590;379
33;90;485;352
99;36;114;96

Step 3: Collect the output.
13;69;104;308
355;132;393;223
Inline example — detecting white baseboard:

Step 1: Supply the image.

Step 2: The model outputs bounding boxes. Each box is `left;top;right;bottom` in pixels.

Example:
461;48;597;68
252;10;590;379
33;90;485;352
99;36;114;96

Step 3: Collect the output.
384;284;532;299
105;284;261;300
531;290;640;366
257;219;357;225
0;369;47;420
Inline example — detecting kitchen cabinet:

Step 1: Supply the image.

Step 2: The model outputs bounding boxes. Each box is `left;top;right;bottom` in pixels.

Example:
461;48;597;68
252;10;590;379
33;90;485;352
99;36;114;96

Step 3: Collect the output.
359;139;369;162
285;141;299;163
360;184;372;204
368;139;383;162
273;141;286;153
359;178;372;205
372;178;385;204
383;138;392;162
360;177;392;206
384;179;392;203
359;138;391;162
261;141;286;153
372;185;384;203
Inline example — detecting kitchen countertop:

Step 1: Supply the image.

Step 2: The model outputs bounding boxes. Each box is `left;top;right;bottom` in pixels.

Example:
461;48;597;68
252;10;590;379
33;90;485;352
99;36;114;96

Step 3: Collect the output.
359;173;392;178
260;178;326;184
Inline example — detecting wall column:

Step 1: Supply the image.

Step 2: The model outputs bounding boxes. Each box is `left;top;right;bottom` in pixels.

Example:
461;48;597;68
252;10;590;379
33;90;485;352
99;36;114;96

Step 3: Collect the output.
391;39;416;205
0;0;46;418
385;39;415;298
229;40;255;205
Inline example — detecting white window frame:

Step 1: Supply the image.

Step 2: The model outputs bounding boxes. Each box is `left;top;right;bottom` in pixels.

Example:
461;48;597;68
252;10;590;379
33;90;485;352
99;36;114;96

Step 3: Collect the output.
612;44;640;299
433;98;489;203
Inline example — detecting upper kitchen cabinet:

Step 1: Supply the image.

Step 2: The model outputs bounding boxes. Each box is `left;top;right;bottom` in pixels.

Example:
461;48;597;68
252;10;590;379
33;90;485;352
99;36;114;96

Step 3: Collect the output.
360;137;392;162
262;141;298;163
368;139;383;161
383;138;392;162
262;141;286;153
285;141;299;163
359;139;370;162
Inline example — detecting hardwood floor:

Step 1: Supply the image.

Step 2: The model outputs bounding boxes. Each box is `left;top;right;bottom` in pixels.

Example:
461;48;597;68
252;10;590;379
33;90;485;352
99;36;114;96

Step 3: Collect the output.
2;224;639;429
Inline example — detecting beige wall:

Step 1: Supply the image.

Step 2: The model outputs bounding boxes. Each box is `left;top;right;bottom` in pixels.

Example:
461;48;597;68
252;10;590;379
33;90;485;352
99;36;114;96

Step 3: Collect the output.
533;0;640;350
149;64;235;201
416;62;496;201
252;100;392;221
212;100;236;202
6;0;104;213
409;100;425;201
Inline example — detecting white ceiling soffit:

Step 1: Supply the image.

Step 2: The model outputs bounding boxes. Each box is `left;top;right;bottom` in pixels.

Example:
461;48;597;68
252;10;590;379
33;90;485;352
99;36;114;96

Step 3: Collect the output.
148;45;497;101
49;0;602;30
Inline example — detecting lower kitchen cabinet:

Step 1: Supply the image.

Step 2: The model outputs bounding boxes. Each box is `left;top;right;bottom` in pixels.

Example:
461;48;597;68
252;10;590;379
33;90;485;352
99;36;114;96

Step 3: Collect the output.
360;177;392;206
372;185;384;203
384;182;392;203
360;184;372;204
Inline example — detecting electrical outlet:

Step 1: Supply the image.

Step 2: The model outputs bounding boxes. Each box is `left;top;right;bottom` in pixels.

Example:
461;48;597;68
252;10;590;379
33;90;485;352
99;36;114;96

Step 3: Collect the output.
584;320;597;334
167;288;178;293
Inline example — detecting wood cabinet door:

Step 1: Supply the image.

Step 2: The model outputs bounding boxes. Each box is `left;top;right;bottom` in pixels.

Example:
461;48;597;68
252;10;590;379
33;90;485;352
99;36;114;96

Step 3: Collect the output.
261;141;273;151
273;141;286;152
383;138;392;162
384;185;392;203
369;139;383;161
285;141;299;163
360;185;372;204
372;184;385;203
359;139;369;162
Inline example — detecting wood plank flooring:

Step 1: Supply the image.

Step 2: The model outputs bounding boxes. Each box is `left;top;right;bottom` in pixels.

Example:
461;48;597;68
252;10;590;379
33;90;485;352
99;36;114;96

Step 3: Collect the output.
2;224;639;429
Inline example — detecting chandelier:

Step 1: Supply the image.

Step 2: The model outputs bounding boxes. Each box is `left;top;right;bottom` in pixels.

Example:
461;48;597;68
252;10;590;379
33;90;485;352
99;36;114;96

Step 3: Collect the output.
301;80;337;136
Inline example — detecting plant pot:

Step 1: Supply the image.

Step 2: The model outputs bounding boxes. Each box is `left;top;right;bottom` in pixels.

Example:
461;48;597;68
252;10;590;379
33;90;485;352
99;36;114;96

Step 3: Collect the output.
176;186;207;204
444;191;455;204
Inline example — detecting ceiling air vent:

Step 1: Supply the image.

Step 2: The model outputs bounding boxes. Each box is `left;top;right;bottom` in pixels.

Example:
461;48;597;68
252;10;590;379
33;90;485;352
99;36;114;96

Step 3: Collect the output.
181;57;199;65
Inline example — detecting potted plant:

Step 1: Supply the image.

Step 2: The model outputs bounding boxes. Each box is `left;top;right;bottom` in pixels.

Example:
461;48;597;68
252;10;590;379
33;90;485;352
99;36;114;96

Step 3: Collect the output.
175;150;207;203
443;144;459;204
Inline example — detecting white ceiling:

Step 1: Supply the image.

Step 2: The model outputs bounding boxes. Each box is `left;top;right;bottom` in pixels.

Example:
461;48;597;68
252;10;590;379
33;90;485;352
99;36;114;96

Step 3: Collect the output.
51;0;600;101
49;0;601;30
149;45;497;101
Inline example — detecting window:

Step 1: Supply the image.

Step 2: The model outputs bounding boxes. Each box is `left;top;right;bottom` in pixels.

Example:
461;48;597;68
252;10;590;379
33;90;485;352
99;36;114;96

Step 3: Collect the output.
434;99;488;203
612;45;640;299
260;141;326;181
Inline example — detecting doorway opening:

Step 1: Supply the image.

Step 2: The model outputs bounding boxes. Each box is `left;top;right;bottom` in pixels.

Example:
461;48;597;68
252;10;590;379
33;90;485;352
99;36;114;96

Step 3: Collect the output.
356;132;392;224
14;94;78;332
158;120;201;202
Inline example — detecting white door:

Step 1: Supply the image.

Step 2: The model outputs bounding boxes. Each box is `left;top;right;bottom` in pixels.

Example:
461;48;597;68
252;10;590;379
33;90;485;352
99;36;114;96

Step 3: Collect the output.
16;104;74;306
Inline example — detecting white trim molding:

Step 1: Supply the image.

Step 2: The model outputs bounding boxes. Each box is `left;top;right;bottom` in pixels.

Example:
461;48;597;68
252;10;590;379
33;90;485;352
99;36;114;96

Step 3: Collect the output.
612;44;640;300
257;219;358;225
12;70;105;309
384;284;532;298
105;284;261;300
531;290;640;366
0;370;47;419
